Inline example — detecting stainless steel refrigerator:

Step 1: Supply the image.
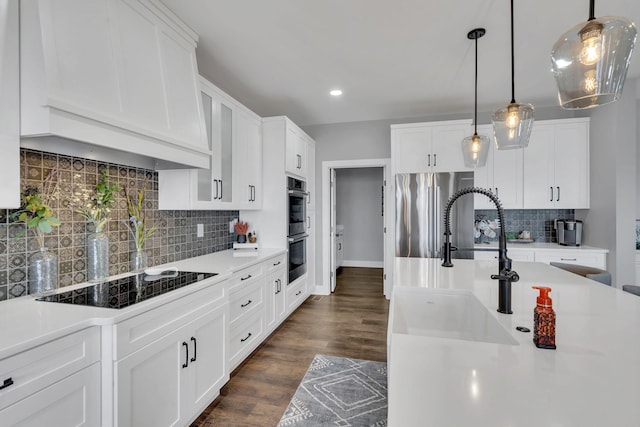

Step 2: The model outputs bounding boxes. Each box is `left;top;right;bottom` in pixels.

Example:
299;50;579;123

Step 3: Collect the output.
395;172;474;258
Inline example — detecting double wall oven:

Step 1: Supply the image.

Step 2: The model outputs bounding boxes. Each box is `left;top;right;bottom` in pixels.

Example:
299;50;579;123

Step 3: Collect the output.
287;177;308;283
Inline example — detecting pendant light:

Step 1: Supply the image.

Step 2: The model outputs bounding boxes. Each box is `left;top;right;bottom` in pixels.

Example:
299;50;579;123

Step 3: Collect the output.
492;0;534;150
462;28;490;168
551;0;637;109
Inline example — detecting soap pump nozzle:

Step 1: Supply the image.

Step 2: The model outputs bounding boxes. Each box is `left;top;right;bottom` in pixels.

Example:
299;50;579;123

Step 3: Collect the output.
532;286;553;307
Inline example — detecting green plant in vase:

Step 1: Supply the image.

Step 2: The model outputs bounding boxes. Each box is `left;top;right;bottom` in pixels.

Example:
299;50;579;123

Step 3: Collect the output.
125;184;158;272
11;169;61;295
76;172;120;282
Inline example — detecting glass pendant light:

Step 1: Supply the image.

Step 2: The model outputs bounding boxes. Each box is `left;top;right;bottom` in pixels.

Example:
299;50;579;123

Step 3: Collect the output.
492;0;534;150
462;28;490;168
551;0;637;109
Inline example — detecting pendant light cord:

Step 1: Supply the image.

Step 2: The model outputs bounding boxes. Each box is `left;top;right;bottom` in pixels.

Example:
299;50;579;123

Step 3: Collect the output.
474;34;478;134
588;0;595;21
510;0;516;104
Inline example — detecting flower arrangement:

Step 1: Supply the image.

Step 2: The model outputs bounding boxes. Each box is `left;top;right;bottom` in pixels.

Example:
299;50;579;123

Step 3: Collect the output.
76;172;120;232
125;185;157;250
234;221;249;236
12;169;61;248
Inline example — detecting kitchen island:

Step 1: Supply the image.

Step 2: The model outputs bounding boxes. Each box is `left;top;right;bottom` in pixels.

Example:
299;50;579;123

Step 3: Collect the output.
388;258;640;427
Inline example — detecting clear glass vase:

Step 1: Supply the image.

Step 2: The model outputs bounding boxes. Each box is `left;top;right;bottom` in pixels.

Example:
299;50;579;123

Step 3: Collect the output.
131;249;148;273
28;247;58;296
87;232;109;282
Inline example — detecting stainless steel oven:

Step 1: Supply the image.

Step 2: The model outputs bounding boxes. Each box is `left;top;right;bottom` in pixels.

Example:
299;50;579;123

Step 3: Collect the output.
287;177;308;282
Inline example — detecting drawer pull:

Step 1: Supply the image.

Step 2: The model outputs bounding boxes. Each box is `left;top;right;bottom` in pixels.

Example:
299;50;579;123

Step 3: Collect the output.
182;342;189;368
0;377;14;390
295;290;302;296
241;274;252;281
240;332;252;342
273;261;281;266
190;337;197;363
560;258;577;261
241;299;252;308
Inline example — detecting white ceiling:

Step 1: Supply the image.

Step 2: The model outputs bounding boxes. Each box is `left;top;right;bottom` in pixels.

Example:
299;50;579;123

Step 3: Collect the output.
161;0;640;127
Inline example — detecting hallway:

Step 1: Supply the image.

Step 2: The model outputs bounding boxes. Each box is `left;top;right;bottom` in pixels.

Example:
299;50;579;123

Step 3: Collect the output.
192;267;389;427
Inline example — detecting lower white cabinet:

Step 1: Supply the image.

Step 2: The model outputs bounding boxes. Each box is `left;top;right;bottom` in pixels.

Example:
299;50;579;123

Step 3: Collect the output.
266;260;287;333
0;327;101;424
115;301;227;427
475;249;535;262
286;277;307;314
474;247;607;270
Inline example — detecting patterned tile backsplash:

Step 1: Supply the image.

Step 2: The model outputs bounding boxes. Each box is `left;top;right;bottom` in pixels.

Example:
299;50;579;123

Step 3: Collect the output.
0;149;239;301
475;209;575;243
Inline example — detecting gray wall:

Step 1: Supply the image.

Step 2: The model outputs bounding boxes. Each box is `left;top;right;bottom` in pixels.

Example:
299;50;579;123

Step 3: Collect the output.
336;168;384;266
576;78;637;287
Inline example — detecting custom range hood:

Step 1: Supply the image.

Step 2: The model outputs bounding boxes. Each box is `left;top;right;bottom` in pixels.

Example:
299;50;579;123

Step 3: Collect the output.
20;0;211;170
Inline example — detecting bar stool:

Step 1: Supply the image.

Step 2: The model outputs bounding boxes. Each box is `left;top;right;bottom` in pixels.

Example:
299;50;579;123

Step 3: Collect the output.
549;262;612;286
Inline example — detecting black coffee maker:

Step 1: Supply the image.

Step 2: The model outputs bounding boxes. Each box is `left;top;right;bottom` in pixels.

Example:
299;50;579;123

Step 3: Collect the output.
556;220;583;246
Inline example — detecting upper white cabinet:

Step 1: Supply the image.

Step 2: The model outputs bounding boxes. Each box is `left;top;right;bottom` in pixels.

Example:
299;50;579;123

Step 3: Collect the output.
0;0;19;208
523;118;590;209
20;0;210;169
473;124;524;209
391;120;472;174
158;76;262;210
286;125;309;179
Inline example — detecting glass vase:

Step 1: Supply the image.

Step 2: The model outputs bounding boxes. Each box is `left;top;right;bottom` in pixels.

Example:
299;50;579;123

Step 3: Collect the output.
131;249;148;273
87;232;109;282
28;247;58;296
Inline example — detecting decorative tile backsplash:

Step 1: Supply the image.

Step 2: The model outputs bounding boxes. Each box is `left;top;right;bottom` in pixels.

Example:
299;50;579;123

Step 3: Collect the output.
475;209;575;243
0;149;238;301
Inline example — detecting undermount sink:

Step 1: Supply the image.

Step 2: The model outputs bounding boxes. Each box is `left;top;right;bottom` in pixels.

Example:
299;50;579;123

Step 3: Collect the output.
391;287;518;346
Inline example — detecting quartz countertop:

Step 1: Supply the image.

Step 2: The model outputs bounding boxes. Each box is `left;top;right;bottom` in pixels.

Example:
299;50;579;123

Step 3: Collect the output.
0;248;285;360
388;257;640;427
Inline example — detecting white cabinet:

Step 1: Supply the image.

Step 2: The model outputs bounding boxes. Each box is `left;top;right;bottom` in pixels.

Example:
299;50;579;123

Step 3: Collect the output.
474;125;523;209
158;77;262;210
474;249;534;262
114;285;227;427
535;249;606;270
0;327;101;426
523;118;590;209
391;120;472;173
20;0;209;169
265;254;287;333
0;0;19;208
286;125;308;179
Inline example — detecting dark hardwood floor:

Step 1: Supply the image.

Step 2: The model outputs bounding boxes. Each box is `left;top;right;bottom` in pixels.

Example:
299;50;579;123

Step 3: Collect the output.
191;267;389;427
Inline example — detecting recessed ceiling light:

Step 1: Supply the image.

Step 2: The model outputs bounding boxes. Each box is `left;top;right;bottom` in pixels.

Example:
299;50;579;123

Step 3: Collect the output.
330;89;343;96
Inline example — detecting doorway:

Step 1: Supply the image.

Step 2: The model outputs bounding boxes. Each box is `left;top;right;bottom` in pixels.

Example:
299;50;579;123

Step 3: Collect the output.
321;159;392;298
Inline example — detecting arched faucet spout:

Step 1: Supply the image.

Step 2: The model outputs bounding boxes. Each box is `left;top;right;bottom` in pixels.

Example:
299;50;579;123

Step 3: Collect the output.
441;187;519;314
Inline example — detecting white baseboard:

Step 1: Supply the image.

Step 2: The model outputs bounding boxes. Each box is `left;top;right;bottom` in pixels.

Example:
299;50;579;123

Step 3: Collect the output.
341;260;384;268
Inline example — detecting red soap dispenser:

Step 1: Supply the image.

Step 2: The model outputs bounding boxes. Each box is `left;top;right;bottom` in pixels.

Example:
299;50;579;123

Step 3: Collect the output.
532;286;556;349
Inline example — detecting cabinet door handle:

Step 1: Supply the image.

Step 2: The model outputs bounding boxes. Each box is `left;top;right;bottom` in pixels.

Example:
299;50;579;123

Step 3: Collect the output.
251;185;256;201
560;258;577;261
213;179;219;200
273;261;281;266
338;242;342;250
241;299;252;308
241;274;252;281
0;377;14;390
433;153;437;167
275;279;280;294
295;290;302;296
219;180;223;199
557;186;560;202
427;154;431;167
307;216;310;229
182;342;189;368
241;332;252;342
550;186;554;202
190;337;197;362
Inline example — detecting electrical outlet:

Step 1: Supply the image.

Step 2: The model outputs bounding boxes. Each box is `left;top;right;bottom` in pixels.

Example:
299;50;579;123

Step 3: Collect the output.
230;218;238;233
196;224;204;238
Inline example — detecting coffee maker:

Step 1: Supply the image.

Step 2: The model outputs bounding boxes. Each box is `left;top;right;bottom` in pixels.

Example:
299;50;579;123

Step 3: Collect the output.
556;220;583;246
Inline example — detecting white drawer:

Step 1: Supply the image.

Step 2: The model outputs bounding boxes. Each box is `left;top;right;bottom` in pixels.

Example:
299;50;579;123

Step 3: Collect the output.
228;310;264;369
0;327;100;410
475;250;535;262
286;277;307;312
114;283;225;359
535;251;606;270
266;254;286;273
228;263;264;292
229;279;264;326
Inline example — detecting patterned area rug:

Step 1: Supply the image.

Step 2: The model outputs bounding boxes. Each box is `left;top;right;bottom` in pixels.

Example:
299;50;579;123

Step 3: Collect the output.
277;354;388;427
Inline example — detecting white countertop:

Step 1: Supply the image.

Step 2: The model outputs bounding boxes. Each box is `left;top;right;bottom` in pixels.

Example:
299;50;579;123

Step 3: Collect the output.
389;257;640;427
0;248;285;360
474;241;609;252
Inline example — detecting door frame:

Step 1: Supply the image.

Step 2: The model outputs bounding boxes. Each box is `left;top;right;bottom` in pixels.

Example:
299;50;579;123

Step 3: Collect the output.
320;158;392;298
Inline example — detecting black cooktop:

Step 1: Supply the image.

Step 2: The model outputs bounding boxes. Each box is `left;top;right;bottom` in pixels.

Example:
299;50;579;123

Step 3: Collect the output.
37;271;217;309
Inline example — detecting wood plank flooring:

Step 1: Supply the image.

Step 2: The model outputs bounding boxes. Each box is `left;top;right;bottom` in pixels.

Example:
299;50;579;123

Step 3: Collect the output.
191;267;389;427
